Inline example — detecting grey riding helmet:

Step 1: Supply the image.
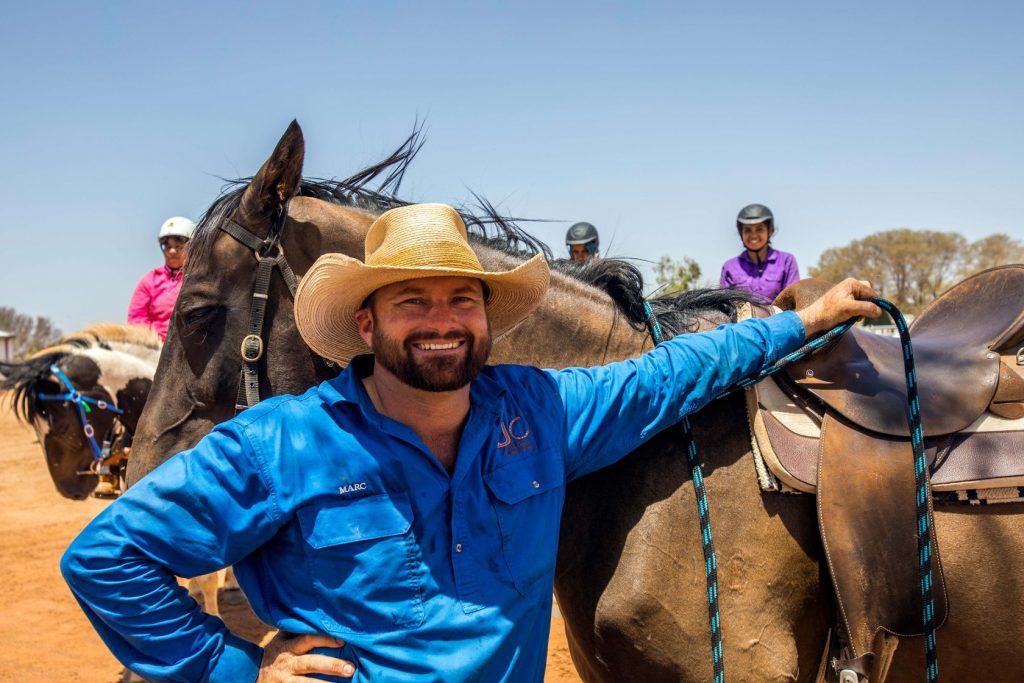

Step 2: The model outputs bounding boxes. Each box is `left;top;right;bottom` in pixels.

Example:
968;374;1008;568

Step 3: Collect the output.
566;221;600;256
736;204;774;233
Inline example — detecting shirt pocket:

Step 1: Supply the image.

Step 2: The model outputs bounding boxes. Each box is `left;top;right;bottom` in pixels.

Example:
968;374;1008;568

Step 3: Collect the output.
757;270;787;300
484;453;565;594
297;492;425;634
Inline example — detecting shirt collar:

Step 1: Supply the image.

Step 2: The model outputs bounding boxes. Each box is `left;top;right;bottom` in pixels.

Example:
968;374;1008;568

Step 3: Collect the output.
739;246;778;265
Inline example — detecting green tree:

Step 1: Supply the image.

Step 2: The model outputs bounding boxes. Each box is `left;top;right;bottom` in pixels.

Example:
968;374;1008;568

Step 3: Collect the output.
0;307;63;359
653;255;702;296
960;234;1024;277
810;229;967;315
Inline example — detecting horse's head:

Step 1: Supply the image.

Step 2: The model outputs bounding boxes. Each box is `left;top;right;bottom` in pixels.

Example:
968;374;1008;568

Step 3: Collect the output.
129;122;385;483
2;325;161;499
5;355;109;499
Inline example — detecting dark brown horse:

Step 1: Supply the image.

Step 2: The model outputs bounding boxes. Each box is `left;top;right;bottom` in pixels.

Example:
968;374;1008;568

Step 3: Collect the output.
129;122;1024;682
1;324;161;499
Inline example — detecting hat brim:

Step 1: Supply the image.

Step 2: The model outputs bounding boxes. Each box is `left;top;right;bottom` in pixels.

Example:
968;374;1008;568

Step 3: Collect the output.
295;253;550;365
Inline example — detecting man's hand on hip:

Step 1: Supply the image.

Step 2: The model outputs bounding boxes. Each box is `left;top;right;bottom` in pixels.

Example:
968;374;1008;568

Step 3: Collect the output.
258;632;355;682
796;278;882;339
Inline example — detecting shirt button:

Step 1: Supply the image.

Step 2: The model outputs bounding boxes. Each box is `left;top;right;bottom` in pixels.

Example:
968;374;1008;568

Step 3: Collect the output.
532;480;540;489
455;543;463;553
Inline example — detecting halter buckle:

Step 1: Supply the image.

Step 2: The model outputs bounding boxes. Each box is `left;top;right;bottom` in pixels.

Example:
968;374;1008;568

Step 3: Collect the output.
255;241;284;260
240;334;265;363
1017;347;1023;366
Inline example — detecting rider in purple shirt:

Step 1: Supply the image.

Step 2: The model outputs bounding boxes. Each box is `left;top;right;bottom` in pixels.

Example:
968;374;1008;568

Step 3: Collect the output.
719;203;800;303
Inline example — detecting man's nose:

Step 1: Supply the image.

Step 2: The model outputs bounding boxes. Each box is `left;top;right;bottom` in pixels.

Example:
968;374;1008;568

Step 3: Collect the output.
422;302;463;328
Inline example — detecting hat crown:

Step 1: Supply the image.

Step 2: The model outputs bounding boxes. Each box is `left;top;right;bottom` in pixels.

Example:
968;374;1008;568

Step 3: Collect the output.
365;204;484;272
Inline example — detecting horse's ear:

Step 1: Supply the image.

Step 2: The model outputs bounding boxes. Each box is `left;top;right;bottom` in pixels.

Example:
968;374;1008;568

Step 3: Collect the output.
236;120;305;234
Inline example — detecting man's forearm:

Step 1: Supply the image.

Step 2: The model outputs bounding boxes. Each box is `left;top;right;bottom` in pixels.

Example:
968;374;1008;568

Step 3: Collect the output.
62;522;262;683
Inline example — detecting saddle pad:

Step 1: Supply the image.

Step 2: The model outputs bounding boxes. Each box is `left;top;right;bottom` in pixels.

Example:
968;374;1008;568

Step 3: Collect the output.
747;378;1024;496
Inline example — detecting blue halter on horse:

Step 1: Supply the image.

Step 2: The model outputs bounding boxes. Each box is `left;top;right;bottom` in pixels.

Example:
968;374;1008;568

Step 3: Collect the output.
37;363;124;466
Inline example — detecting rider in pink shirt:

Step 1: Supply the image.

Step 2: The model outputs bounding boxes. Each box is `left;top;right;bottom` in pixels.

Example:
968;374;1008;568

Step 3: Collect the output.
128;217;196;340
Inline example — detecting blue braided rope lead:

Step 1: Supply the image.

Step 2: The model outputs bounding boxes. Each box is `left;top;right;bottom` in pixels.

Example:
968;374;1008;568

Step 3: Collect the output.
643;297;938;683
872;298;939;683
643;302;725;683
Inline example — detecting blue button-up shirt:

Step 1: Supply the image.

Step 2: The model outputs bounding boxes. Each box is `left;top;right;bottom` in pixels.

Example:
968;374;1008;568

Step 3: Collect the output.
62;312;804;683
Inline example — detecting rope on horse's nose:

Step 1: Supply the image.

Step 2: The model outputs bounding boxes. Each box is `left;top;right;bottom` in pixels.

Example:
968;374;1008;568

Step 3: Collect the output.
642;298;939;683
37;363;124;462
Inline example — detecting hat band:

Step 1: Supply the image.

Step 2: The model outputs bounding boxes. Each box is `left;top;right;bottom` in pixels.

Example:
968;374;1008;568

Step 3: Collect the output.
367;243;485;272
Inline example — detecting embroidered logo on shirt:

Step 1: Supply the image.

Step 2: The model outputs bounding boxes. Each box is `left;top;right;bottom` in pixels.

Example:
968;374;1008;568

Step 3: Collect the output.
497;416;535;455
339;482;368;495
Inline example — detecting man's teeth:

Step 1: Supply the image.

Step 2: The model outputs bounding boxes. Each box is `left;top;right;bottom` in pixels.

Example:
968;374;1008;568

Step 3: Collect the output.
417;342;462;350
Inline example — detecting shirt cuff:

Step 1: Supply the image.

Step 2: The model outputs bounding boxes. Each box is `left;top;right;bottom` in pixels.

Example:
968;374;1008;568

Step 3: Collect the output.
760;310;806;363
207;632;262;683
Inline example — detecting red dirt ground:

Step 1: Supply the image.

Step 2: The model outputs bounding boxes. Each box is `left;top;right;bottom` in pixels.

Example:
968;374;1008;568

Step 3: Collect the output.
0;405;582;682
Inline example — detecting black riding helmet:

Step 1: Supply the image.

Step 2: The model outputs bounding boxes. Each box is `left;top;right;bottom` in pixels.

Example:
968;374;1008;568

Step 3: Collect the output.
736;204;774;233
566;221;599;247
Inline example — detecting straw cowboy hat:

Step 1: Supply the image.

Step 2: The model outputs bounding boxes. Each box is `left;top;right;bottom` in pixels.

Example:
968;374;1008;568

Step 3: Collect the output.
294;203;550;364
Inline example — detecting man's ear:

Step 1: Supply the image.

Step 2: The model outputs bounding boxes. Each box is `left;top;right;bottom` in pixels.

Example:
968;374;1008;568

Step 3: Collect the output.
354;307;374;348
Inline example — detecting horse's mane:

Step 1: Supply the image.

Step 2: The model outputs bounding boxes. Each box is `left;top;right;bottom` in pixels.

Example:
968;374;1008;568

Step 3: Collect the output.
31;323;161;359
186;127;753;343
0;323;161;424
551;257;755;338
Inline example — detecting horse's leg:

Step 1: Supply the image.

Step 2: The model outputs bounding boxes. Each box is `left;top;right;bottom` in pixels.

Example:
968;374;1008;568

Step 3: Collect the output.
222;565;245;605
187;571;221;618
223;566;238;590
885;505;1024;682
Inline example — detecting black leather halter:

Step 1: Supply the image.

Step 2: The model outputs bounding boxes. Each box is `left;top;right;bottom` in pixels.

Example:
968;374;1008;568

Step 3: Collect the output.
217;208;300;413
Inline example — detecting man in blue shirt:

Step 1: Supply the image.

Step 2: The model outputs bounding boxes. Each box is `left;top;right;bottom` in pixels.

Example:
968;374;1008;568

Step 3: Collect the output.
62;203;880;683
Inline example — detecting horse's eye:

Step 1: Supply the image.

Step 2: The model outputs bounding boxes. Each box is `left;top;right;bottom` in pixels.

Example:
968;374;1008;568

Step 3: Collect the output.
180;306;220;330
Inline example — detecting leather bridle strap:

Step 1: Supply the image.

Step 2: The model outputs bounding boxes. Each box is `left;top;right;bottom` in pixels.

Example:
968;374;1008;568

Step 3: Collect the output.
38;362;124;464
218;216;300;413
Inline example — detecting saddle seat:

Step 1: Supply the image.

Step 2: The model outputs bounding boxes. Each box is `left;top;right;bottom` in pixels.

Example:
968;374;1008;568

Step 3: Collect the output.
774;265;1024;438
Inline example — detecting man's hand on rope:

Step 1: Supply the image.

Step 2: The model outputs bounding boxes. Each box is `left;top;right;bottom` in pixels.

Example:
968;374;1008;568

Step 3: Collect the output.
796;278;882;339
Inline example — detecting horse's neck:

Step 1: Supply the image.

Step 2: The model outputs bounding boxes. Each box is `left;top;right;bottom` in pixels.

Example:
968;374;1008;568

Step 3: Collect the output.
78;345;160;396
480;252;649;369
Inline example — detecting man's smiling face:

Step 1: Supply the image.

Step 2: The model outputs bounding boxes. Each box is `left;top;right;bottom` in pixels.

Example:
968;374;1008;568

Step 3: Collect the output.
355;276;492;392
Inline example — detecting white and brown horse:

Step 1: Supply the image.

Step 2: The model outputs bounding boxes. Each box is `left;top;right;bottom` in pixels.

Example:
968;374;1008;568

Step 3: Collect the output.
0;323;234;637
1;324;161;499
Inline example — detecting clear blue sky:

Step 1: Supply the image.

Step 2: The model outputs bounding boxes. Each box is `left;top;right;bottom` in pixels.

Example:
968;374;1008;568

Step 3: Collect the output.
2;1;1022;334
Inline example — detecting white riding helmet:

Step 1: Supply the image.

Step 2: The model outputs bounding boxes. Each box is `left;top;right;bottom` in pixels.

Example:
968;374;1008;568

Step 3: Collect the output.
158;216;197;242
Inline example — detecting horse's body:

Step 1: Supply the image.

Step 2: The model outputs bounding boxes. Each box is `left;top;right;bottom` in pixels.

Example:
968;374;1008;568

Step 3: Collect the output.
130;123;1024;681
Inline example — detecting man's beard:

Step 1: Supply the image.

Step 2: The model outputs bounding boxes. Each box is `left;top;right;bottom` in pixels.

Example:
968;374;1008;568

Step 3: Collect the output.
373;326;491;392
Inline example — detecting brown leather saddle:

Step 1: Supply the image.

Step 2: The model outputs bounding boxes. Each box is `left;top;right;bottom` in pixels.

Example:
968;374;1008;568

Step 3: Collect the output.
748;265;1024;681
